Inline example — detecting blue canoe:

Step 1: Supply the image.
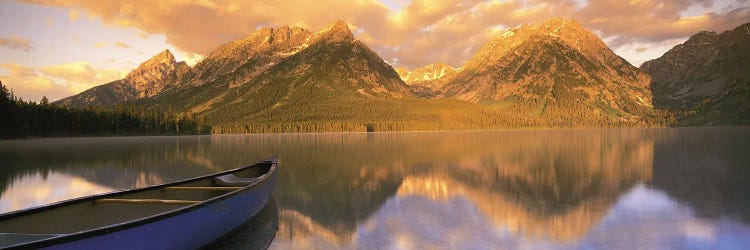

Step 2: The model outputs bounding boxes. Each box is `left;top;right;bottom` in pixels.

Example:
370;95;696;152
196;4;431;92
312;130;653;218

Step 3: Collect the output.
0;157;278;249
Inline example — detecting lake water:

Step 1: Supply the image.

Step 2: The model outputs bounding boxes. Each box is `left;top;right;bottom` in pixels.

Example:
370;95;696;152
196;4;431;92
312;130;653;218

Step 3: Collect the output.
0;128;749;249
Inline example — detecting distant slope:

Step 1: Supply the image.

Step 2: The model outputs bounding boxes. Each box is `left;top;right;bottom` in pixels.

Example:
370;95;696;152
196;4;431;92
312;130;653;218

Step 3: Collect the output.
641;22;750;125
54;50;191;108
437;18;659;125
396;63;458;96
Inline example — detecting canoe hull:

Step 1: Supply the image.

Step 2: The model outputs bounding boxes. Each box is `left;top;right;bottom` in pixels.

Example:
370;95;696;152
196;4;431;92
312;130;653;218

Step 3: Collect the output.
39;164;277;250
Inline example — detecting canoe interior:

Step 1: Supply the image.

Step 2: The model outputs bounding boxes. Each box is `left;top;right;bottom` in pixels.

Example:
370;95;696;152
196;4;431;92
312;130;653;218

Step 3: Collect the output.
0;163;273;235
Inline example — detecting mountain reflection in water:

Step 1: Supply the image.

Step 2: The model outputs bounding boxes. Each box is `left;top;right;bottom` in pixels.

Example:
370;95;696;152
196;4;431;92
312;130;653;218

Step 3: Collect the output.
0;128;748;249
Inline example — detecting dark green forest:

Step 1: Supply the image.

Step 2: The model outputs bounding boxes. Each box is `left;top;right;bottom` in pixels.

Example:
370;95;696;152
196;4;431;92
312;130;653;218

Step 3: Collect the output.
0;82;210;139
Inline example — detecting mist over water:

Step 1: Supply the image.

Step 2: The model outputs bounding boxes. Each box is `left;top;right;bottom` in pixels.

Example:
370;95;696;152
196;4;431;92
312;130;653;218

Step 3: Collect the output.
0;128;748;249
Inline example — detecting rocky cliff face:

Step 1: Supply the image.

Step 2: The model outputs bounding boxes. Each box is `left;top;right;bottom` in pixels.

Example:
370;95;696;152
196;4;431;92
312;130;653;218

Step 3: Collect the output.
55;49;191;107
189;26;312;87
641;22;750;125
140;20;412;123
396;63;458;96
438;18;655;122
126;50;192;98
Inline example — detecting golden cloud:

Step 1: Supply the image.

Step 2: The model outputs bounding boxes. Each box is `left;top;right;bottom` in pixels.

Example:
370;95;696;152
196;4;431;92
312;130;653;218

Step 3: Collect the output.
0;63;37;77
42;62;126;93
68;9;81;21
1;62;127;101
0;36;34;52
114;42;131;48
575;0;750;47
19;0;750;69
1;64;61;101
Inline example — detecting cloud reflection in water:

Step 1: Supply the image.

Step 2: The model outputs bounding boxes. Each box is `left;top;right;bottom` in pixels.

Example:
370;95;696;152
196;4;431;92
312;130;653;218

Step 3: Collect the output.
0;172;113;213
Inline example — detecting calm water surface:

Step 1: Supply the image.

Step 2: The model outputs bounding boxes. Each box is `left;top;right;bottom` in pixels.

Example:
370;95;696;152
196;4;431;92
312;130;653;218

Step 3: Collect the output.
0;128;749;249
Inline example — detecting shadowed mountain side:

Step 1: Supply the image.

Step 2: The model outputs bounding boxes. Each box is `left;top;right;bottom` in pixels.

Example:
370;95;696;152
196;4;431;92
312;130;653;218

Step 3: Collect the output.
642;22;750;125
52;80;133;108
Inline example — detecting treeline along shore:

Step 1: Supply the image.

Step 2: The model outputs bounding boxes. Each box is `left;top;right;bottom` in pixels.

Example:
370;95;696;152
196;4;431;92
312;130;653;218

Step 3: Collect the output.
0;82;211;139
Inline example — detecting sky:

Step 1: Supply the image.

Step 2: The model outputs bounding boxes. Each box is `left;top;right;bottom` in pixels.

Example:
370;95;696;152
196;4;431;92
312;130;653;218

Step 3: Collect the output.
0;0;748;101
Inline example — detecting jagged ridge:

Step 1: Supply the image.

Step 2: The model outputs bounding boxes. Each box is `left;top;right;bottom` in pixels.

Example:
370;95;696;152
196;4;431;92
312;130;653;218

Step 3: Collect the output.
436;18;656;123
642;22;750;125
55;49;191;107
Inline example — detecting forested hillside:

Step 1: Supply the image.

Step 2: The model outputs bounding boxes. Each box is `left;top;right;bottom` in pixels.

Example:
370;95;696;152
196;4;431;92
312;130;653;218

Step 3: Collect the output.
642;22;750;126
0;82;210;139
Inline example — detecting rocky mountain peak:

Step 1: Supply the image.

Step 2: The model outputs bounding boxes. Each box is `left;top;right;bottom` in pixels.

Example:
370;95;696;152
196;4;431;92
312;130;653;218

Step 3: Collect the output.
539;17;582;33
692;30;718;39
466;17;625;74
124;49;190;98
255;26;310;46
398;63;458;84
128;49;177;77
438;17;654;122
313;20;355;43
683;31;719;46
189;25;312;84
54;49;191;107
536;17;613;62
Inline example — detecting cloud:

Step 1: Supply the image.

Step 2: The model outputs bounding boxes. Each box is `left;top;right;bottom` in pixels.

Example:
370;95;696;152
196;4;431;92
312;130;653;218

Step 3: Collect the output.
21;0;390;56
19;0;750;69
575;0;750;47
0;36;34;52
41;62;126;92
1;64;63;101
1;62;127;101
68;9;81;21
94;41;132;49
114;42;131;48
0;63;37;77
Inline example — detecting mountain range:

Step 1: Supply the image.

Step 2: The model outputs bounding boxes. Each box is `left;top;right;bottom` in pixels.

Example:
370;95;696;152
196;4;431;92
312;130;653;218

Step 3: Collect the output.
641;22;750;125
53;18;750;131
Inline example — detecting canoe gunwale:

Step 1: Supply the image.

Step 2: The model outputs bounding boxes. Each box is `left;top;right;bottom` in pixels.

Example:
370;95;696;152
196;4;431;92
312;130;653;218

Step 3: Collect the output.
0;156;278;249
